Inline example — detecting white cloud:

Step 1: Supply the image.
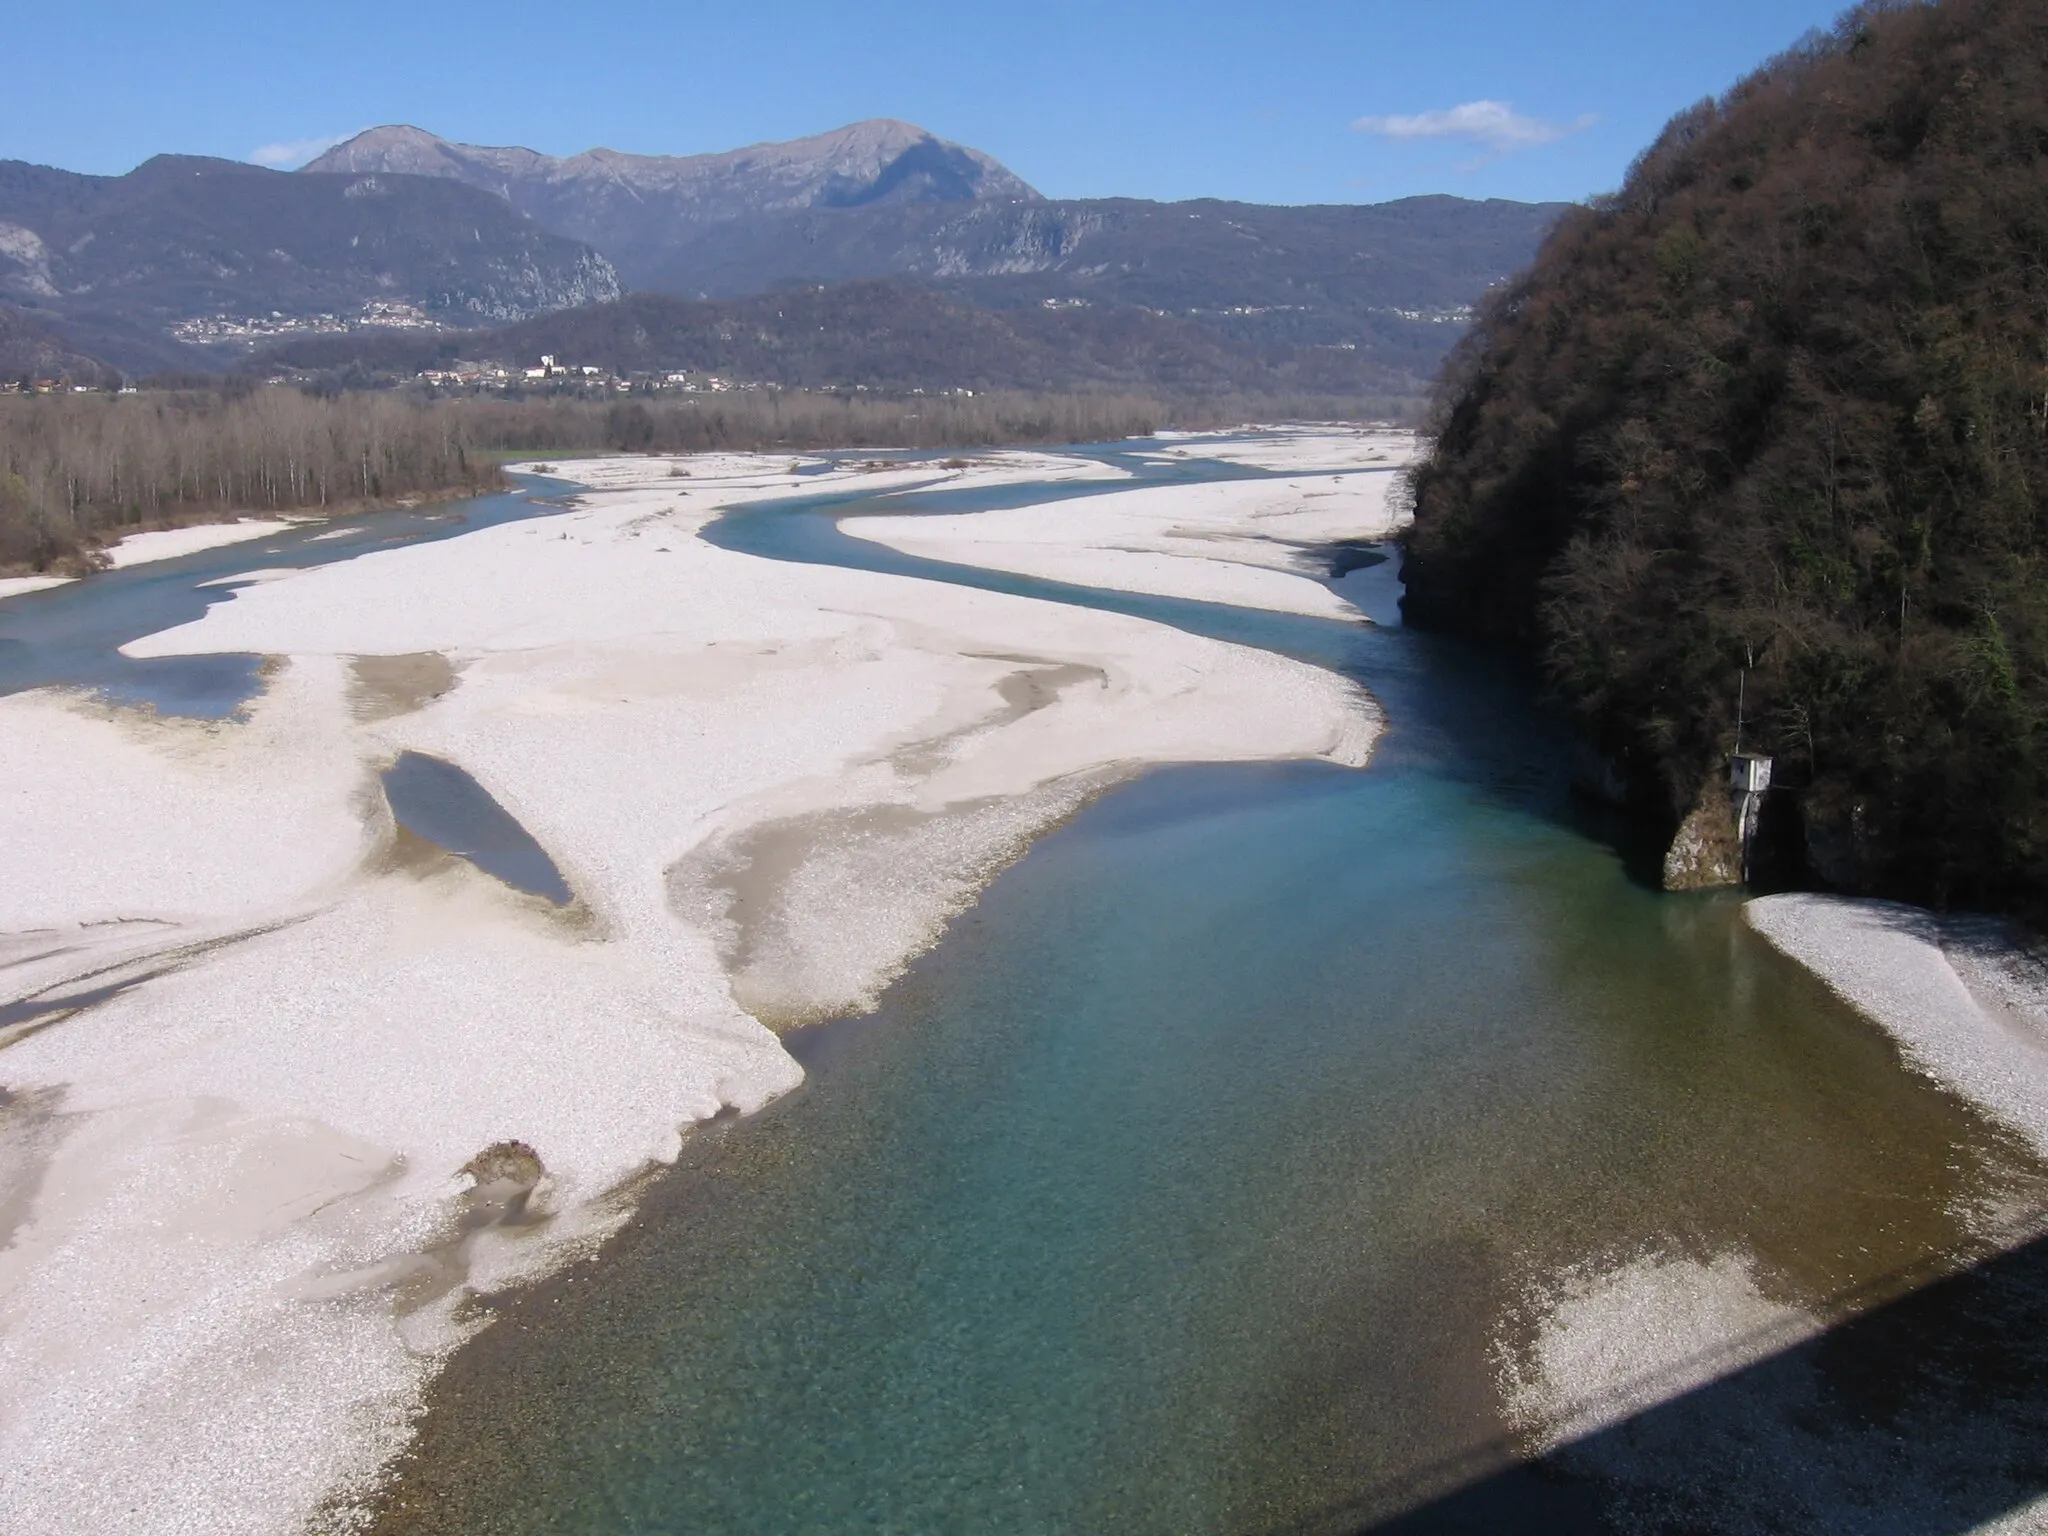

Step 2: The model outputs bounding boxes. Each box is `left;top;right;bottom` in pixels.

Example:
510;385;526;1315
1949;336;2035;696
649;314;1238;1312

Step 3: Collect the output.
1351;100;1596;153
248;130;360;169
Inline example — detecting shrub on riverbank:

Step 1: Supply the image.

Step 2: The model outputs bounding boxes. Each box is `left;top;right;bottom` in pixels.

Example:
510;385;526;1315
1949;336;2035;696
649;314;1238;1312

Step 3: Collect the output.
1402;0;2048;910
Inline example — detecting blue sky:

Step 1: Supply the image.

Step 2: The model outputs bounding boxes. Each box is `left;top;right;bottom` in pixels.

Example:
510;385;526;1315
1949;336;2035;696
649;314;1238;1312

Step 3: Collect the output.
12;0;1853;205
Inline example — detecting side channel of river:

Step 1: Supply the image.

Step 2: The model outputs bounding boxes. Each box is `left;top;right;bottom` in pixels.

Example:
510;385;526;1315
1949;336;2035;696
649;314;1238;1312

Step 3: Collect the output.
354;459;2048;1534
0;480;566;716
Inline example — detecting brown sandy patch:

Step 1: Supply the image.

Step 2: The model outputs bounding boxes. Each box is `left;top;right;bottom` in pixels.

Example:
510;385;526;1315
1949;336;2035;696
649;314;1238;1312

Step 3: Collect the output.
891;656;1105;776
349;653;459;722
0;1085;66;1254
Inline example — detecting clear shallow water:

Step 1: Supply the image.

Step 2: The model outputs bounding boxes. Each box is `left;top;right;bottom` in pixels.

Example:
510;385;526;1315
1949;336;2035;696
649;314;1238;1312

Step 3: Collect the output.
0;480;565;717
366;464;2047;1533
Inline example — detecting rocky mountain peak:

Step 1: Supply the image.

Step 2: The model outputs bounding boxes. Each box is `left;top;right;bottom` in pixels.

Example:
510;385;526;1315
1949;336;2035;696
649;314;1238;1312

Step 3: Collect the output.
303;121;1040;242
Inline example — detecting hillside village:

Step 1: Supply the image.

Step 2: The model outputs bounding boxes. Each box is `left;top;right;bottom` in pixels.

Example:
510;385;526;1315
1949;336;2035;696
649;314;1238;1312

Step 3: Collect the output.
3;347;981;401
413;353;980;398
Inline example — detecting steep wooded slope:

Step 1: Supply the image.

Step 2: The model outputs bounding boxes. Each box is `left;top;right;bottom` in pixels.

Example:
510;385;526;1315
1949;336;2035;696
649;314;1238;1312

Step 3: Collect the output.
0;301;111;384
1403;0;2048;906
261;283;1407;399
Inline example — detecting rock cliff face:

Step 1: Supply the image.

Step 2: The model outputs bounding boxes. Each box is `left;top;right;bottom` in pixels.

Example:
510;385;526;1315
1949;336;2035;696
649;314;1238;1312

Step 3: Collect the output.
1662;780;1745;892
0;155;620;372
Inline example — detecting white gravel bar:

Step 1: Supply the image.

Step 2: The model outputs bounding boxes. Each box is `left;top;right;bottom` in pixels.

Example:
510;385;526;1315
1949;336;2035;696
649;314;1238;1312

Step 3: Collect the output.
0;435;1385;1535
0;575;74;599
101;517;305;568
1747;893;2048;1158
1497;1250;1818;1452
849;426;1415;617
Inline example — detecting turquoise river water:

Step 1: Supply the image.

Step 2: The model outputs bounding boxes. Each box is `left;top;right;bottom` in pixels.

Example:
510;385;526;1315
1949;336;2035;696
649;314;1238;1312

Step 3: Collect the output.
364;453;2047;1534
4;447;2043;1533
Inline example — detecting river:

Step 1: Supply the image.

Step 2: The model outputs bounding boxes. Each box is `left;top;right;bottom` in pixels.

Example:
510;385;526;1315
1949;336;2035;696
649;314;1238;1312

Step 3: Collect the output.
314;449;2046;1534
0;483;565;716
4;446;2041;1532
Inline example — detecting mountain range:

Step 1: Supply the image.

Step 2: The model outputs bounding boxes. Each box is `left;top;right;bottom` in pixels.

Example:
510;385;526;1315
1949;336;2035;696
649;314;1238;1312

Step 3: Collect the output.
0;120;1568;396
308;124;1559;359
304;120;1040;268
0;154;618;375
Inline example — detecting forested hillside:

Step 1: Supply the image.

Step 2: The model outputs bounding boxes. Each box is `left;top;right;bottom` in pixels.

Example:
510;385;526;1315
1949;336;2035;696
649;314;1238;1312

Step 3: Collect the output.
0;302;112;386
1402;0;2048;908
259;282;1412;402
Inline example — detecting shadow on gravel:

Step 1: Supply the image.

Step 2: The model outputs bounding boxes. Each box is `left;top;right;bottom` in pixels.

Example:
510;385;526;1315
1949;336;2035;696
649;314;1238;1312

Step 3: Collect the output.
1322;1227;2048;1536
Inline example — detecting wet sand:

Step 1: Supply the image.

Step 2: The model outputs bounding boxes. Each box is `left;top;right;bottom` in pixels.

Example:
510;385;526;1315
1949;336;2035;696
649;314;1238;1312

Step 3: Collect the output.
349;652;459;722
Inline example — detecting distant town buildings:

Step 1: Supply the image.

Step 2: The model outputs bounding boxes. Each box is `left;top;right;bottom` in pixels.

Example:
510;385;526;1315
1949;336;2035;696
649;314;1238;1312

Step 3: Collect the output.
400;359;983;400
169;301;443;346
1;356;984;401
0;379;136;395
1376;304;1477;325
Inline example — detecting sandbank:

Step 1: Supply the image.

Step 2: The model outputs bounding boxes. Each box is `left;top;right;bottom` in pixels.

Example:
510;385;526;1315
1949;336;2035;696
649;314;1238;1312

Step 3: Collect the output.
0;518;312;603
1497;1249;1817;1452
1496;1240;2048;1529
1144;422;1413;473
0;434;1382;1533
1746;893;2048;1159
845;429;1415;618
0;575;74;599
101;518;305;568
